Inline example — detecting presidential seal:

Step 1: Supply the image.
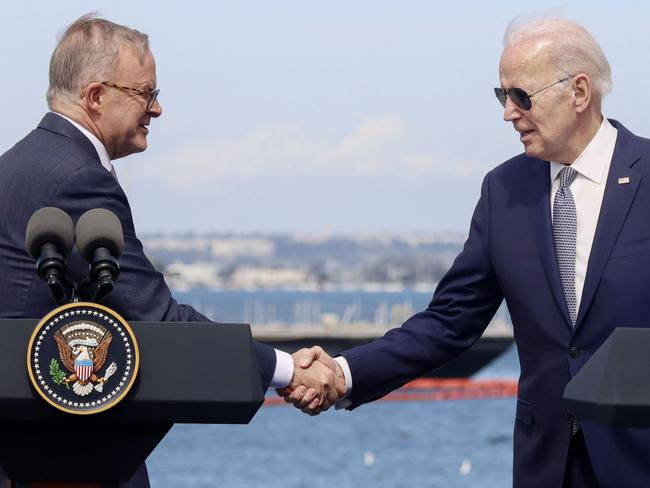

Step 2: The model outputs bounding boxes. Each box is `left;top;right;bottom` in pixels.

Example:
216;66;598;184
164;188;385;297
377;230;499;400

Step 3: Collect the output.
27;302;139;415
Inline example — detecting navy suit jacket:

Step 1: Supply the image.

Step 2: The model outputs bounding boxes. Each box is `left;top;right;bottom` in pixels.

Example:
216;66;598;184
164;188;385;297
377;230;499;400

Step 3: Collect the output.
341;120;650;488
0;113;277;486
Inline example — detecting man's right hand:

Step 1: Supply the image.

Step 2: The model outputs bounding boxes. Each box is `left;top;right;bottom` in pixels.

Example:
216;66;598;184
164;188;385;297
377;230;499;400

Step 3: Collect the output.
276;346;346;415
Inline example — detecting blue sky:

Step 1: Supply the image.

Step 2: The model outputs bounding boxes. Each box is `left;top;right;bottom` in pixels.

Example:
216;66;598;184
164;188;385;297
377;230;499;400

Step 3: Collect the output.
3;2;649;234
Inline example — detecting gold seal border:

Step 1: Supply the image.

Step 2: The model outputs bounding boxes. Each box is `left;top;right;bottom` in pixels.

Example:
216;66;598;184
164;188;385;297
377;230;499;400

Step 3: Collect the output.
26;301;140;415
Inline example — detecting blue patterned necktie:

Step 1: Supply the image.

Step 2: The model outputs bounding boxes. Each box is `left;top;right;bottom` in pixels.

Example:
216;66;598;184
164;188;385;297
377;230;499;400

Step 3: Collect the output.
553;166;578;327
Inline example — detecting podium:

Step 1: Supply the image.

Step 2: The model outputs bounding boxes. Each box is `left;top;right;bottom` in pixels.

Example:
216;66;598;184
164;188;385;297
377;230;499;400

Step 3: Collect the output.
0;319;265;486
563;327;650;427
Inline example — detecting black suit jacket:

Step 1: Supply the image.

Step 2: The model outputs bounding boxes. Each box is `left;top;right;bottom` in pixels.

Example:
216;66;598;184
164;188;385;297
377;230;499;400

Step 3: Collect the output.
0;113;277;486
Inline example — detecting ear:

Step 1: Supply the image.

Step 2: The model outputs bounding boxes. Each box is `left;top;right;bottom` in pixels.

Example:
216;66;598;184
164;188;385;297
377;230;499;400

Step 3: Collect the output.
80;82;105;114
572;74;592;114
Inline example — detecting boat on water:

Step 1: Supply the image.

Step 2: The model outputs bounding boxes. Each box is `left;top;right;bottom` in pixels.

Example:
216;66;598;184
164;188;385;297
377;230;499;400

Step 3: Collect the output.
253;318;514;378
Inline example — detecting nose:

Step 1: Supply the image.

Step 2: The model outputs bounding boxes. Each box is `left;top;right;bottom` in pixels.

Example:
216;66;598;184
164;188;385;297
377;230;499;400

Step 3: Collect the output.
502;96;521;122
147;97;162;118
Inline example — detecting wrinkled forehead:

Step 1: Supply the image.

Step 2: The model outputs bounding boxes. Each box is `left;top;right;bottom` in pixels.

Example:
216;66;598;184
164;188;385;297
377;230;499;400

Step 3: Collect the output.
499;39;558;88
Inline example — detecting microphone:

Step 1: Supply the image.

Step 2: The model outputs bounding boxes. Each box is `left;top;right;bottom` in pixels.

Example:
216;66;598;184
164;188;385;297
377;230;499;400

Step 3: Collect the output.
25;207;75;304
75;208;125;302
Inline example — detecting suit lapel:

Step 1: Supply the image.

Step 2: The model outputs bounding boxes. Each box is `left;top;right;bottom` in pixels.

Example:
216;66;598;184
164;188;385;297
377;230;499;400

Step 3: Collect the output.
527;158;574;327
576;122;642;327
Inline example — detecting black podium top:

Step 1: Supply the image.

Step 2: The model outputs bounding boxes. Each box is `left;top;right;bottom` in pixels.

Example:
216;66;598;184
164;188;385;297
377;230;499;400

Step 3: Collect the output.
563;327;650;427
0;318;266;482
0;319;265;424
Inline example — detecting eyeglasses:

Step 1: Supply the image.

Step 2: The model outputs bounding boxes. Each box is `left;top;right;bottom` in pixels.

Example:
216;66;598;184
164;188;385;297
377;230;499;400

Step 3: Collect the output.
101;81;160;111
494;75;574;111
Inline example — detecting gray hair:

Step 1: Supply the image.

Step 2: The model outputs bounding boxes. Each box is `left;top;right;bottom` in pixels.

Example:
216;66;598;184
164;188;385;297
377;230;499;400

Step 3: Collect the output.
47;13;150;108
503;14;612;98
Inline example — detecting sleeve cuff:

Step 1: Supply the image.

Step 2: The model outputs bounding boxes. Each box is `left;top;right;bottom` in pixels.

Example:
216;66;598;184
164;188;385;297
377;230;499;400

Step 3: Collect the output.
334;356;353;409
269;349;294;389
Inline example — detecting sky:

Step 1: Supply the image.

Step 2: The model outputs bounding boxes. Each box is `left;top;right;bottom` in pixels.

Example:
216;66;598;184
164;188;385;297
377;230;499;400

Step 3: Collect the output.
2;1;650;234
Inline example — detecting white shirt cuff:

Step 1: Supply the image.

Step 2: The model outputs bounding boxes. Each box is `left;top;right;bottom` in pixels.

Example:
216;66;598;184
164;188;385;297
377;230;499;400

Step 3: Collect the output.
334;356;353;409
269;349;294;389
334;356;353;393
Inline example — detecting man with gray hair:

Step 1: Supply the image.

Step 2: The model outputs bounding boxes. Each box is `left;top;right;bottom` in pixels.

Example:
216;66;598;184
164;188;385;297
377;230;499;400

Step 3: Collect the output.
0;13;343;487
282;14;650;487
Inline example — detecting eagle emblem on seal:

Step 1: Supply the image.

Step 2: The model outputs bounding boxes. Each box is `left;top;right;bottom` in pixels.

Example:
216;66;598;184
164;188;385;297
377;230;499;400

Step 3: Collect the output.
28;302;139;414
53;321;118;397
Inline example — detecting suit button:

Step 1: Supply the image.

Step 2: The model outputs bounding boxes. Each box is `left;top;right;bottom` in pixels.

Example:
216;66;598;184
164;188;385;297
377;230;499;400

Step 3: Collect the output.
569;347;581;359
563;409;573;420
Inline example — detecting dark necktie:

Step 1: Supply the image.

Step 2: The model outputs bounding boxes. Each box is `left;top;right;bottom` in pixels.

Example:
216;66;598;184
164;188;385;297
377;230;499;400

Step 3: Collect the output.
553;166;578;327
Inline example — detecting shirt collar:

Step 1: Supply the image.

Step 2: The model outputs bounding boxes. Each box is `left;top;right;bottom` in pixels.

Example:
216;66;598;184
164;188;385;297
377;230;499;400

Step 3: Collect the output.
549;117;617;184
50;111;114;174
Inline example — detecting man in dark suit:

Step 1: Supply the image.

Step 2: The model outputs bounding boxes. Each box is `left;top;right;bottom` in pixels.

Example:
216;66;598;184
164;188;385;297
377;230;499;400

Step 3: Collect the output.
281;15;650;488
0;14;341;487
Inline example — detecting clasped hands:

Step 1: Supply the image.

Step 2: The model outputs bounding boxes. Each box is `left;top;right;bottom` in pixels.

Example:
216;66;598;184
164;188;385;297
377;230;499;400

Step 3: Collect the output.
276;346;346;415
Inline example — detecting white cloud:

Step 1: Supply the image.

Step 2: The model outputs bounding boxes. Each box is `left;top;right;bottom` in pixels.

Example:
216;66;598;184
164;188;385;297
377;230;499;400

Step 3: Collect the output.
131;114;484;188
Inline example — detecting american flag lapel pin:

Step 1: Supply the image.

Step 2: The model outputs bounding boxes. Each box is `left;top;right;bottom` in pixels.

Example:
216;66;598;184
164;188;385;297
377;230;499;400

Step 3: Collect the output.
618;177;630;185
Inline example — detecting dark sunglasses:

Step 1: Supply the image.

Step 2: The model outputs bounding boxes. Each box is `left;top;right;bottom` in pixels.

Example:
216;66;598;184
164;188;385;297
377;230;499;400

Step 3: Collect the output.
494;75;574;111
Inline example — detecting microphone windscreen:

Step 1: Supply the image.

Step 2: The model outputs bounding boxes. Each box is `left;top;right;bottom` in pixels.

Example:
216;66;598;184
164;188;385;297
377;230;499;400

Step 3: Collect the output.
75;208;125;261
25;207;75;259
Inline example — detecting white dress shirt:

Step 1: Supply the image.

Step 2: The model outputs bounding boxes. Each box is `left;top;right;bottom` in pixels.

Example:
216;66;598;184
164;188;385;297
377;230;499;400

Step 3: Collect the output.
550;117;617;314
336;117;618;403
51;112;293;389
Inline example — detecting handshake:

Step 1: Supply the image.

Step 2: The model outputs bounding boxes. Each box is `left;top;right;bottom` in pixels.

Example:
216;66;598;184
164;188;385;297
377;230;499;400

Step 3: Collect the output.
276;346;347;415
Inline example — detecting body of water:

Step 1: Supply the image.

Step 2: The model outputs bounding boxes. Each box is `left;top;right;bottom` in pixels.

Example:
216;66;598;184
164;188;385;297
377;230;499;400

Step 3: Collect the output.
147;338;520;487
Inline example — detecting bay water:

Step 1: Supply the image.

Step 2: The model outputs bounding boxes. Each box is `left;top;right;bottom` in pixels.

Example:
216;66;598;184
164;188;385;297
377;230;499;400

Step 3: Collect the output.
147;289;519;487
